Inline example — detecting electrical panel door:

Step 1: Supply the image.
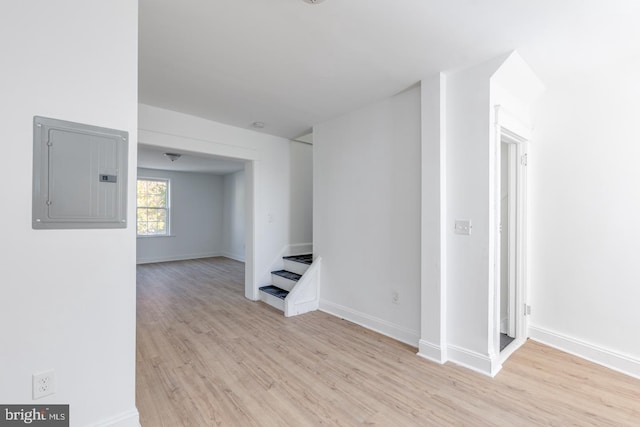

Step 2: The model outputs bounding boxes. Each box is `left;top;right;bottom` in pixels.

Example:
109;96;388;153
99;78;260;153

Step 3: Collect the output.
32;116;128;229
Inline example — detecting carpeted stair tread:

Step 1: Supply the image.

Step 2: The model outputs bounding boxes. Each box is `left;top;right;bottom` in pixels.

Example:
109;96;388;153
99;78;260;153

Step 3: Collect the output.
272;270;302;281
283;254;313;265
259;285;289;300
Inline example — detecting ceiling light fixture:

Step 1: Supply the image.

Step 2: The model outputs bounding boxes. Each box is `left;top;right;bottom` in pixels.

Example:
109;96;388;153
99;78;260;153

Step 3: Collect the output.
163;153;182;162
251;121;265;129
302;0;326;4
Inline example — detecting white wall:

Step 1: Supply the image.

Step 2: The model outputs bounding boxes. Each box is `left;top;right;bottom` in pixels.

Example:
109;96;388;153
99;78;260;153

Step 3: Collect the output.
314;86;422;346
0;1;139;426
445;55;505;365
138;104;290;297
289;141;313;253
529;62;640;376
222;170;246;261
136;168;224;264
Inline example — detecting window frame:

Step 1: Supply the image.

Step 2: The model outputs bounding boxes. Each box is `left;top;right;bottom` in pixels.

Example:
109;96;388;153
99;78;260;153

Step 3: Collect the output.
136;177;171;237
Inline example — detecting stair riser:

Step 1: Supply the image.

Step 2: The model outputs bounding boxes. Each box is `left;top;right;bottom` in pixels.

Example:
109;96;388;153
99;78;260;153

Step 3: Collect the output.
272;274;297;291
260;290;285;311
283;259;310;276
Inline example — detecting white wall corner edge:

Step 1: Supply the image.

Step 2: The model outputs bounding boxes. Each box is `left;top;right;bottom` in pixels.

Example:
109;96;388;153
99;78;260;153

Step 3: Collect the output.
319;300;420;348
417;339;447;364
529;325;640;380
89;408;140;427
447;345;502;377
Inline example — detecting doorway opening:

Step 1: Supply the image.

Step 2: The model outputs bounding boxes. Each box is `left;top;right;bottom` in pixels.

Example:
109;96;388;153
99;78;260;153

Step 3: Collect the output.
136;142;257;300
499;140;517;352
493;111;530;364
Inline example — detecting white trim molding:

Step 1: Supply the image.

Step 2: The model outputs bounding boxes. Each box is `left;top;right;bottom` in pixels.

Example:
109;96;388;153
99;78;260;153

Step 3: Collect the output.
136;251;222;264
529;325;640;380
320;300;420;348
447;345;502;377
221;251;245;262
417;340;447;364
89;408;140;427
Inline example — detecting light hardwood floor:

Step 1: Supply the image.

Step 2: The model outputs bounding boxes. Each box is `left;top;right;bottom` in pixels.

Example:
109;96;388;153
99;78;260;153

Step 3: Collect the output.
136;257;640;426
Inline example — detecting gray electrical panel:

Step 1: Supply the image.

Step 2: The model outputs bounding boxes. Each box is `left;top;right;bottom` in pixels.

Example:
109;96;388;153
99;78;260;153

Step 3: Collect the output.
32;116;128;229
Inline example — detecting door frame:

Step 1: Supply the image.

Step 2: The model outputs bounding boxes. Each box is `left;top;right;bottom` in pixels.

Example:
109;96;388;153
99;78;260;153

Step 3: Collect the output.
501;141;518;338
492;106;530;364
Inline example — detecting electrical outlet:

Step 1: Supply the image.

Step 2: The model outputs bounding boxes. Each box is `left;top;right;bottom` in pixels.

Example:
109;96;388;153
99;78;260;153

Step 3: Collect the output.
392;291;399;304
33;370;55;400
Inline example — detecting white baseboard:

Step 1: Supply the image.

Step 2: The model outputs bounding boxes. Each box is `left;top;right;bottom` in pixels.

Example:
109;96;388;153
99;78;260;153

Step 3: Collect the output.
417;339;446;364
136;252;221;264
90;408;140;427
529;325;640;380
221;251;245;262
319;299;419;347
447;345;501;377
288;243;313;255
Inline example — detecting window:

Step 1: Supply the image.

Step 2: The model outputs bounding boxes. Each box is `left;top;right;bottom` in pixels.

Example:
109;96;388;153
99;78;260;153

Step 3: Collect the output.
136;178;170;236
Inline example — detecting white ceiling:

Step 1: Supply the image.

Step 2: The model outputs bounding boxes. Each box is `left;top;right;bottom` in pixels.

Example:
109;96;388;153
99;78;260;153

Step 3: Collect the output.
138;144;245;175
139;0;640;139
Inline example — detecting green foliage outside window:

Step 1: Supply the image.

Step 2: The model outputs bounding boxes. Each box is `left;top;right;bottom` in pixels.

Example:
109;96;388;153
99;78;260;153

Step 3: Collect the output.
137;179;169;236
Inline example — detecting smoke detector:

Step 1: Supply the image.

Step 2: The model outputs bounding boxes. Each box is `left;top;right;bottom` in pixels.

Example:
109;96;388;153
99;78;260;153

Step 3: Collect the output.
303;0;326;4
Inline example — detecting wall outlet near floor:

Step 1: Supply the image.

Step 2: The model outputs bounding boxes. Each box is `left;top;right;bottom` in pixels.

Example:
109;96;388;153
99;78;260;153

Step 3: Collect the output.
33;370;56;400
392;290;399;304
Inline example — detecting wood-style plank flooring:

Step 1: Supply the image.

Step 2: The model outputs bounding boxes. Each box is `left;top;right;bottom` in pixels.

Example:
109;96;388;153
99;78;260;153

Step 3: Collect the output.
136;257;640;426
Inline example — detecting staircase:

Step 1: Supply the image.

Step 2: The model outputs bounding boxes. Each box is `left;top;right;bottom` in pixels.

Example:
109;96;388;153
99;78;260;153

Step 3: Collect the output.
259;254;321;317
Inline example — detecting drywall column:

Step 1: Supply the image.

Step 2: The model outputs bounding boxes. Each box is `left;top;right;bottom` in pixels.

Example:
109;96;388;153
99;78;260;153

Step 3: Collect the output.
445;55;507;375
0;1;139;426
443;52;542;375
418;73;448;363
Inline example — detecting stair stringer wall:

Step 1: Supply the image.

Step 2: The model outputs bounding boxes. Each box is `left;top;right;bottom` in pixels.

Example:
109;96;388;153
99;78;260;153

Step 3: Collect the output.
285;257;322;317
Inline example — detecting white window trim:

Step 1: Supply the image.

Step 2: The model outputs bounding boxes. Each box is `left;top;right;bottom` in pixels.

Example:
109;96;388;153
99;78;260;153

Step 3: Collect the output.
136;177;171;237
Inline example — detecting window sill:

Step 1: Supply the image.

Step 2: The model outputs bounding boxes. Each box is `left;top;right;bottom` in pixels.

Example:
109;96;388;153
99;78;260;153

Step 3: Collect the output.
137;234;175;239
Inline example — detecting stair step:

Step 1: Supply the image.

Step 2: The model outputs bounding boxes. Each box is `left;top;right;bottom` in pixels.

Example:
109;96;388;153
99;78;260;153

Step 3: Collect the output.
283;260;309;275
272;270;302;282
271;270;301;291
259;285;289;300
283;254;312;265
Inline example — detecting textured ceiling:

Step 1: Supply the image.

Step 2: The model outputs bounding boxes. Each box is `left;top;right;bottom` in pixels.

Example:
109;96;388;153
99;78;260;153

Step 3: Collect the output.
139;0;640;139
